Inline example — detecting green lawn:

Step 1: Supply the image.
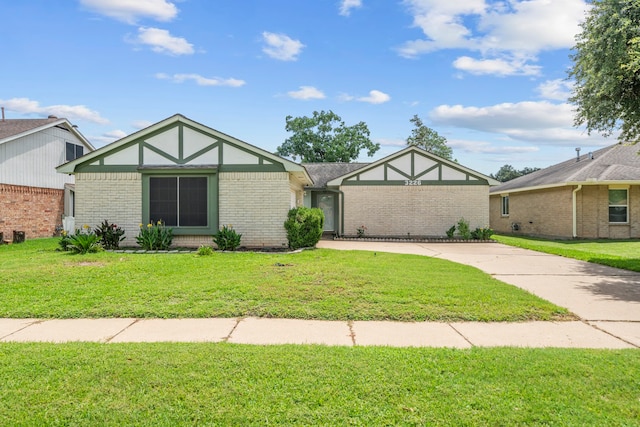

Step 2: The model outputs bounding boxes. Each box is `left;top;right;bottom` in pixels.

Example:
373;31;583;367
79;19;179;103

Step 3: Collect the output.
0;343;638;426
0;238;571;321
493;234;640;272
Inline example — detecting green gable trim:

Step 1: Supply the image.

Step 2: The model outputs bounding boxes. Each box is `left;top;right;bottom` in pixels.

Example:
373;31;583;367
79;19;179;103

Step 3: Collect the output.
340;179;488;186
219;164;286;173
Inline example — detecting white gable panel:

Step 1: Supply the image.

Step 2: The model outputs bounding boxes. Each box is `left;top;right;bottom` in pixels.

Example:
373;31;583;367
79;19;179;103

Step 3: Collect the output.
185;148;218;165
386;168;406;180
143;147;176;165
359;166;385;180
102;144;139;165
388;154;411;173
422;168;439;180
223;144;259;164
145;127;179;158
414;154;437;174
442;166;467;180
183;127;218;158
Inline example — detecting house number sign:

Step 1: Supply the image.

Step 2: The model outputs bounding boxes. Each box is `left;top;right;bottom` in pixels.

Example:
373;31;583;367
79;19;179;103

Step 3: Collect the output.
404;180;422;186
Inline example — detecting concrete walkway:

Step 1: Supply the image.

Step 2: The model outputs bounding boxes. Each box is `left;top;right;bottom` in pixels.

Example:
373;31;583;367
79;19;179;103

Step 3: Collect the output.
1;241;638;349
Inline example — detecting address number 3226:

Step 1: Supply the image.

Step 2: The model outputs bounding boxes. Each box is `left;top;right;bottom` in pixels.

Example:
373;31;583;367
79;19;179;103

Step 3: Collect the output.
404;180;422;186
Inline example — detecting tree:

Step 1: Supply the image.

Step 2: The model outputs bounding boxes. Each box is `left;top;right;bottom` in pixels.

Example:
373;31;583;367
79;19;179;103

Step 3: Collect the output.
406;115;454;160
490;164;541;182
276;110;379;162
569;0;640;142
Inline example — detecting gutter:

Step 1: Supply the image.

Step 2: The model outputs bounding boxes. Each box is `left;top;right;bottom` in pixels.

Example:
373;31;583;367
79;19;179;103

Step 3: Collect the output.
572;184;582;238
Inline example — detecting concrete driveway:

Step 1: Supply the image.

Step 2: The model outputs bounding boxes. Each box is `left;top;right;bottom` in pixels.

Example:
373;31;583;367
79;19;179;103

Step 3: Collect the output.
317;240;640;345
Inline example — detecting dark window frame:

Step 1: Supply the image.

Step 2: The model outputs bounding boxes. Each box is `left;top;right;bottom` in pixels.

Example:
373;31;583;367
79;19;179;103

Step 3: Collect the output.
501;195;509;216
65;142;84;162
608;188;628;224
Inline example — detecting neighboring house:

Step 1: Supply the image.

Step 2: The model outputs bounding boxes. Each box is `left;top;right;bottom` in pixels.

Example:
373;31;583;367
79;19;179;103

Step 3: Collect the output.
57;114;312;248
489;143;640;239
304;146;499;237
0;114;94;240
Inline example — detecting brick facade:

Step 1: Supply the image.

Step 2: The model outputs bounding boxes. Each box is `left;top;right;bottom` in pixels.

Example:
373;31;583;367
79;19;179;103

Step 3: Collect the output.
74;172;142;245
0;184;64;239
342;185;490;237
490;185;640;239
74;171;303;248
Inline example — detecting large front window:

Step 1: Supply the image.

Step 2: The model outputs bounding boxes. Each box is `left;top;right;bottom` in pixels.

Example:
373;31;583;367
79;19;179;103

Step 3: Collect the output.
149;176;208;227
609;188;628;223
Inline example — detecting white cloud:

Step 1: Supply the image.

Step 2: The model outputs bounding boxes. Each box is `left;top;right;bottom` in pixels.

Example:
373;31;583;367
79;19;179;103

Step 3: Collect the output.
357;90;391;104
136;27;194;55
91;129;128;145
156;73;245;87
262;32;305;61
0;97;108;124
537;79;573;101
448;139;540;154
399;0;589;77
453;56;541;76
80;0;178;24
377;137;408;147
287;86;326;100
132;120;153;129
339;0;362;16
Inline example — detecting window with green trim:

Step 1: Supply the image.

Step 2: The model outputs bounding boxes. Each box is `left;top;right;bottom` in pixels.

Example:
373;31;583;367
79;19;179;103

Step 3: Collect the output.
149;176;208;227
609;188;628;223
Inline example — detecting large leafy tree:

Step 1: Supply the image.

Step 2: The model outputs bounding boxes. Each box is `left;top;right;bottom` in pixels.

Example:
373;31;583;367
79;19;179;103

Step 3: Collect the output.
569;0;640;142
406;115;454;160
490;164;541;182
276;110;379;162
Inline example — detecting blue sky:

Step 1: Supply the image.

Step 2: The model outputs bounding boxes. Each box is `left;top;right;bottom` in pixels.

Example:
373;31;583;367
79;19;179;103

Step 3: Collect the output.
1;0;612;175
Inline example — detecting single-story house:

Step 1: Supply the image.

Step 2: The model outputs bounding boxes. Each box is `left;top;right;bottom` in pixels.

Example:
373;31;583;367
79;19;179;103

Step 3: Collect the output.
58;114;498;247
304;146;499;238
490;143;640;239
0;114;94;240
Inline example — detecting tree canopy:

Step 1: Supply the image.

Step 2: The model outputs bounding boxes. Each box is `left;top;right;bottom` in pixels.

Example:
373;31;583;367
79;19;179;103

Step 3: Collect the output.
406;115;454;160
569;0;640;142
276;110;379;162
490;164;541;182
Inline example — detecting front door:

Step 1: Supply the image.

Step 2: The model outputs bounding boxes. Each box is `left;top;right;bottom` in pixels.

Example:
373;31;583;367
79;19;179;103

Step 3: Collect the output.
317;193;335;232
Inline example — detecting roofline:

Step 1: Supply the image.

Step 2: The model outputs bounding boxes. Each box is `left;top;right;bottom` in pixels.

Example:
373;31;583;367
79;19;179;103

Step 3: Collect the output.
489;180;640;195
0;118;94;151
56;114;312;184
326;145;500;186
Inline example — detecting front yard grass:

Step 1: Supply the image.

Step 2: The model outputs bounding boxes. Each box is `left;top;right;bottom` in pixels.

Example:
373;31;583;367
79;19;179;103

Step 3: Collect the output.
493;234;640;272
0;238;571;321
0;343;638;426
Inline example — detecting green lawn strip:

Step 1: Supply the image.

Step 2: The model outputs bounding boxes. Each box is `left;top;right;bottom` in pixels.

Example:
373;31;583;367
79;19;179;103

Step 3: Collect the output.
492;235;640;272
0;239;570;321
0;343;638;426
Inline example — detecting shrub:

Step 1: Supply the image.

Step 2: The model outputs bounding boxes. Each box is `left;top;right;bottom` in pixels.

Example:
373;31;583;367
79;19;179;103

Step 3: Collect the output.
457;218;471;240
67;232;103;254
197;245;214;256
94;220;125;250
136;221;173;251
356;225;367;238
471;227;494;240
284;207;324;250
58;230;72;252
213;225;242;251
446;225;456;239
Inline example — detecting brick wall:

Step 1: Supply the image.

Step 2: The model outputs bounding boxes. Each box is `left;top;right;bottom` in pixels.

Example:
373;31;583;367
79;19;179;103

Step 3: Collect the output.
490;185;640;239
0;184;64;239
218;172;293;248
341;185;490;237
74;173;142;245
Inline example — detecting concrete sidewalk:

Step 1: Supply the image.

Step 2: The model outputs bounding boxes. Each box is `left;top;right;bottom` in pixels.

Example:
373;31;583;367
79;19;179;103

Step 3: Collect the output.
1;241;638;349
1;317;637;348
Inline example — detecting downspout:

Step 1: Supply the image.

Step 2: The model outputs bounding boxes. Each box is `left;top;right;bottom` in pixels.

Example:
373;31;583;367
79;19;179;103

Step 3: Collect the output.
572;184;582;238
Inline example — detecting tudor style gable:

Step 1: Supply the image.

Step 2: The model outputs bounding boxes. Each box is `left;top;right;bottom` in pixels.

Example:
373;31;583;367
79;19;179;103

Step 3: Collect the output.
327;146;498;186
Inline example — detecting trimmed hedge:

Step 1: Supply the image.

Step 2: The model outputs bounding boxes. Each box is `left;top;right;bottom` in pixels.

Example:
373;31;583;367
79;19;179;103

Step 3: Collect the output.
284;207;324;250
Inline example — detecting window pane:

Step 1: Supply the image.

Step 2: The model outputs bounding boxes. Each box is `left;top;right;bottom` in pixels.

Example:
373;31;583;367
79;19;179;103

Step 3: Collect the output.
609;189;627;205
502;196;509;215
609;207;628;223
66;142;75;161
150;177;178;226
75;145;84;159
179;177;207;226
